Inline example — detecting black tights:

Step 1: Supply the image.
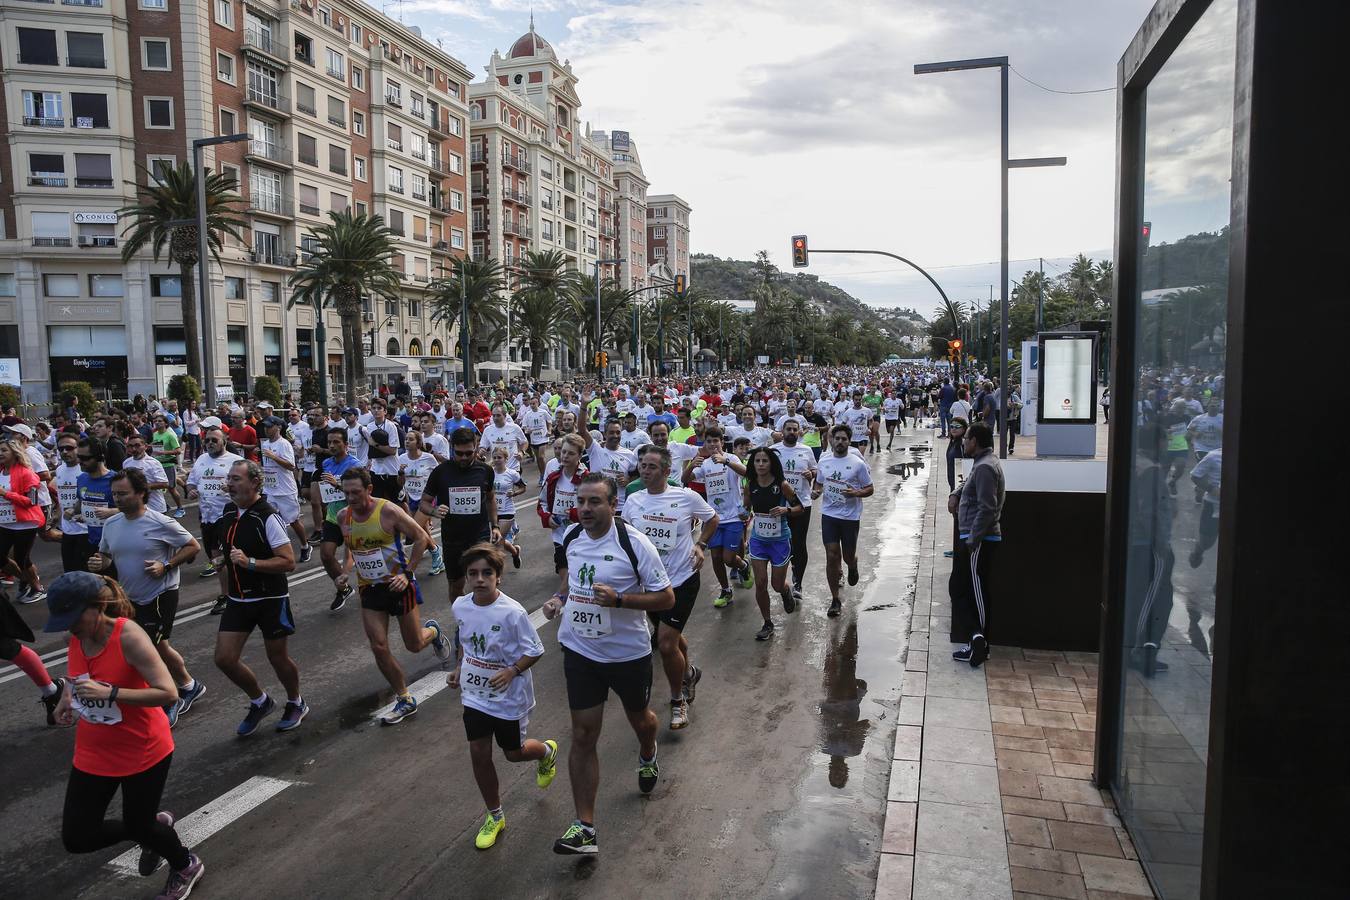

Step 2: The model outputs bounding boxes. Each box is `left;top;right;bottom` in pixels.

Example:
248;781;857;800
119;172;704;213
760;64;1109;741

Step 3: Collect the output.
62;753;190;870
790;507;812;587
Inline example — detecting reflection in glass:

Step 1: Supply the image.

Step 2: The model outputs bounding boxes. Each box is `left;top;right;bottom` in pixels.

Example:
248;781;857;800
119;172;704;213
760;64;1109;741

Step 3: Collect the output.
1115;1;1236;897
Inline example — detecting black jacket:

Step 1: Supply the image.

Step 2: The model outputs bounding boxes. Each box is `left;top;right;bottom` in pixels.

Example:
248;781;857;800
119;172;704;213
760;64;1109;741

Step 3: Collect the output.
219;497;289;600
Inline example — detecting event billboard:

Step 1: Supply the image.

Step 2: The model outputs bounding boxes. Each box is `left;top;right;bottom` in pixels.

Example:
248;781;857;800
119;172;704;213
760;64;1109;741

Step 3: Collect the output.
1037;332;1097;424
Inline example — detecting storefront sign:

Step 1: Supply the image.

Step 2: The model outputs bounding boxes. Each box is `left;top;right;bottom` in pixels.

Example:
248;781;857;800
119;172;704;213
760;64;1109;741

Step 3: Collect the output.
155;354;187;366
0;358;20;386
73;211;118;224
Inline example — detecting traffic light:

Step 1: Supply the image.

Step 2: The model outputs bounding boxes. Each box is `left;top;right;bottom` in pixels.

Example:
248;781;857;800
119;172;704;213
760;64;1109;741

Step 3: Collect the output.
673;274;686;299
595;350;608;370
947;338;962;368
791;235;809;268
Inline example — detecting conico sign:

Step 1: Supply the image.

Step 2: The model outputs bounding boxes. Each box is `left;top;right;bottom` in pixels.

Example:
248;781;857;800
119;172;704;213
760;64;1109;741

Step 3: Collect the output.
73;212;118;224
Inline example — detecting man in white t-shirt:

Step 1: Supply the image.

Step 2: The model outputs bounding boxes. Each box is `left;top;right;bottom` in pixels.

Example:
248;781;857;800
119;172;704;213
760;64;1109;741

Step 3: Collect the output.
258;416;311;562
517;396;554;478
121;433;171;514
543;473;674;856
580;421;637;515
812;424;874;618
480;405;528;469
617;413;652;452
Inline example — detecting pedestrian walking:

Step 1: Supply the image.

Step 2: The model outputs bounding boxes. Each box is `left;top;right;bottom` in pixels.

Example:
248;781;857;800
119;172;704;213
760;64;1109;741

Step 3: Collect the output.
948;422;1004;669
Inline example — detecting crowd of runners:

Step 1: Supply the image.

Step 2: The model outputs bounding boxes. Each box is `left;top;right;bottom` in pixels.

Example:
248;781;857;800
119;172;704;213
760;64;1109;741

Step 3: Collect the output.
0;363;986;898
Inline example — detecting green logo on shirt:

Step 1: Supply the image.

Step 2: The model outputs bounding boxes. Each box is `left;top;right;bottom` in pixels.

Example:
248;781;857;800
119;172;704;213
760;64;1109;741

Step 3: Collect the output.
577;563;596;587
469;632;487;655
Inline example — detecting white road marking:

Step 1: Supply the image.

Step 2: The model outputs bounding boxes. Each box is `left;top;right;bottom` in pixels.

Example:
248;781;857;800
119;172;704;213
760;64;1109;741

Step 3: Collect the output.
367;605;552;723
106;776;298;876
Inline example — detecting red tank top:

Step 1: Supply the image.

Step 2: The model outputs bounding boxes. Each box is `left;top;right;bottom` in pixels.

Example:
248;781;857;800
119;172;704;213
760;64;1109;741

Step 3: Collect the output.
67;617;174;777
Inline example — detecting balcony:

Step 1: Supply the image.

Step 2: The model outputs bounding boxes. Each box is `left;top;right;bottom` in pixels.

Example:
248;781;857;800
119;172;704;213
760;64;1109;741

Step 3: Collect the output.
296;100;316;116
33;237;73;247
248;194;294;218
29;175;68;187
564;238;577;251
503;220;531;239
601;224;617;238
325;66;345;82
246;140;290;167
411;273;429;283
388;183;405;195
470;148;486;164
428;117;448;138
23;116;64;128
63;0;104;5
501;189;531;207
250;249;296;267
384;92;402;108
502;154;531;173
471;185;488;199
540;199;553;211
411;149;427;161
563;210;577;222
327;114;345;128
75;176;114;188
411;189;426;201
244;89;290;115
387;139;403;152
77;235;117;248
243;29;287;65
471;220;488;233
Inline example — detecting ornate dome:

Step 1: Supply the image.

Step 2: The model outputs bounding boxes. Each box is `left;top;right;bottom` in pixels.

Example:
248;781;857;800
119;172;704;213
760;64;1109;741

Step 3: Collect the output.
508;24;551;59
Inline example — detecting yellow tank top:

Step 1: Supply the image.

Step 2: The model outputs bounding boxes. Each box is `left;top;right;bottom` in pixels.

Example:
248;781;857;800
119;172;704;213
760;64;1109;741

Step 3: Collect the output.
343;498;403;586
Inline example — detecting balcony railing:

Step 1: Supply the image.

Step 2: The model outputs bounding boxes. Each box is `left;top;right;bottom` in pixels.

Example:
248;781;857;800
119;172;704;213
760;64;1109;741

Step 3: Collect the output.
248;194;293;216
389;183;404;194
501;189;531;206
471;220;488;233
502;154;531;173
389;227;405;237
387;139;403;152
23;116;64;128
63;0;104;5
540;199;553;211
247;140;289;163
325;66;344;81
245;89;290;113
71;117;107;129
470;148;486;164
411;149;426;161
29;175;68;187
564;238;577;251
384;92;402;108
411;274;429;283
33;237;73;246
250;249;296;267
411;190;426;201
503;221;531;239
563;210;577;222
328;114;345;127
244;29;283;59
295;50;315;67
471;185;488;198
75;176;114;188
296;100;316;116
78;235;117;247
299;201;320;215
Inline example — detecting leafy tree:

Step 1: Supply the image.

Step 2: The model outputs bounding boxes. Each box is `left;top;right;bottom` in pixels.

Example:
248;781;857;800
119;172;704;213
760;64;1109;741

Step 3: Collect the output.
429;256;506;382
166;374;201;406
252;375;282;405
119;162;245;381
300;369;321;406
0;384;21;411
511;250;580;379
60;381;98;418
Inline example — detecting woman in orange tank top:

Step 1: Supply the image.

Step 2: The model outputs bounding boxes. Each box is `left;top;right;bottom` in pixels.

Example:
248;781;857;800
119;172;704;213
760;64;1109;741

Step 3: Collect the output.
44;571;205;899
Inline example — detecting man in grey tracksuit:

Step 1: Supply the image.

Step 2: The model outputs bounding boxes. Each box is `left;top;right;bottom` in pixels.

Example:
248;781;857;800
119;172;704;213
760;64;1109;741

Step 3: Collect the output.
947;422;1005;668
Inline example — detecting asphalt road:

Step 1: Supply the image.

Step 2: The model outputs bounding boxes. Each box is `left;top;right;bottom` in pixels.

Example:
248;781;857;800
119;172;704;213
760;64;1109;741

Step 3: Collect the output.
0;433;934;900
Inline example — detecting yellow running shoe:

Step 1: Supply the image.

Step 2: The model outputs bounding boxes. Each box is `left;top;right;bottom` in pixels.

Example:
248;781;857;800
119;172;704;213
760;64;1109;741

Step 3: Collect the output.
537;739;559;788
475;813;505;850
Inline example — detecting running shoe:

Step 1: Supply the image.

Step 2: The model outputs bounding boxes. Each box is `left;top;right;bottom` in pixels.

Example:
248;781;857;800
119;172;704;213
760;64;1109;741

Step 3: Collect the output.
552;821;598;855
509;545;521;569
209;596;227;616
475;813;505;850
968;635;989;669
847;564;859;586
236;696;275;737
739;569;755;589
791;584;803;602
298;544;313;564
330;585;353;612
780;588;797;614
637;751;660;794
177;681;206;715
138;811;175;875
164;699;181;729
426;619;451;660
713;589;733;609
381;694;418;726
536;739;559;788
682;664;702;703
276;700;309;732
952;644;973;662
827;599;843;618
41;677;66;726
198;565;217;578
155;853;204;900
308;530;322;545
428;547;445;577
173;508;186;519
755;621;775;641
669;698;689;730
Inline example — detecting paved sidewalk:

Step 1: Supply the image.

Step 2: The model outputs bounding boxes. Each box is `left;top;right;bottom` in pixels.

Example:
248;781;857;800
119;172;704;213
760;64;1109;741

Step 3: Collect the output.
875;455;1156;900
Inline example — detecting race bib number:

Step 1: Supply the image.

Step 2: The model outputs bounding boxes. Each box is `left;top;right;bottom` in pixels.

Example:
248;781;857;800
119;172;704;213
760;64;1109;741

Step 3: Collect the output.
0;501;14;525
199;475;226;496
825;477;850;502
446;485;481;515
705;469;732;496
753;513;784;540
530;427;546;442
352;547;390;582
319;480;346;504
59;485;79;508
263;470;280;490
552;491;577;519
71;677;123;725
461;656;504;700
640;515;676;552
564;598;610;638
784;471;807;494
82;504;105;527
403;474;428;500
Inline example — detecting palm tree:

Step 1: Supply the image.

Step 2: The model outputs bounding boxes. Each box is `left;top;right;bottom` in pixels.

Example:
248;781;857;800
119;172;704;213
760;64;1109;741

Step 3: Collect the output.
119;162;245;382
428;256;506;382
288;210;402;404
572;274;633;368
511;250;580;379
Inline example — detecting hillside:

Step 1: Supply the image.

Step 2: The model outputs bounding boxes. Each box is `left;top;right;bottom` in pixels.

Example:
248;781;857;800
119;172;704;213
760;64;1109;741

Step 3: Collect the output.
691;253;929;348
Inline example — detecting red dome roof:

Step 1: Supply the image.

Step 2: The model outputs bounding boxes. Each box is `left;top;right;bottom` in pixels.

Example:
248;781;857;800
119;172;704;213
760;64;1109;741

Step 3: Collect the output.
508;29;551;58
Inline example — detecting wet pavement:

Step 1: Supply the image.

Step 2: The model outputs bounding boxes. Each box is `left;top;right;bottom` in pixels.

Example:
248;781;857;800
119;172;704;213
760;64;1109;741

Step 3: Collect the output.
0;431;935;900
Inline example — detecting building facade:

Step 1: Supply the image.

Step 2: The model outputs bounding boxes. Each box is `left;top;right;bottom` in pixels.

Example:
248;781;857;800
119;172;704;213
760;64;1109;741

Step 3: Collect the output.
0;0;471;404
646;193;690;282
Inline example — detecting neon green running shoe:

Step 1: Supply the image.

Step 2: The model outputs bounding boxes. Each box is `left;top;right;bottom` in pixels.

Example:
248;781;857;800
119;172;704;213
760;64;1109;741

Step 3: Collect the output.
713;589;733;608
739;569;755;589
475;812;505;850
537;739;559;789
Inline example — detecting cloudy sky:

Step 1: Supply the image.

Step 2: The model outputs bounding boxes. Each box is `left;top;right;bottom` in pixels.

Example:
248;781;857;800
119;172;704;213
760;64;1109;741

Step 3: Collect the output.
392;0;1158;318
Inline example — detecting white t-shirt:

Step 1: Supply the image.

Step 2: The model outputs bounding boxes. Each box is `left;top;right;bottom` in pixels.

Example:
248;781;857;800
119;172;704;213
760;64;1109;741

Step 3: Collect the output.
663;441;699;471
364;421;402;475
54;462;87;535
816;451;873;521
728;424;772;449
518;408;553;446
622;486;716;588
260;437;298;500
481;422;528;465
24;446;52;508
345;423;368;463
493;468;523;517
121;454;169;513
187;451;244;523
840;406;874;442
585;444;637;511
559;523;672;663
771;442;817;509
690;453;744;519
293;421;316;473
618;428;652;451
950;400;972;423
452;591;544;722
397;452;437;504
419;431;451;462
882;397;903;420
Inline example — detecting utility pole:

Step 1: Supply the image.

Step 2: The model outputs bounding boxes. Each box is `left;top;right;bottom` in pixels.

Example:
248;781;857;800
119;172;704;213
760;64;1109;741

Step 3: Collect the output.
1036;257;1045;333
460;261;469;389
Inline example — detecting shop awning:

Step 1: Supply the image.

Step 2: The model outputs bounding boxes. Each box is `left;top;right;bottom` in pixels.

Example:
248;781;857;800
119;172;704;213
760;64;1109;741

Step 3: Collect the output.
362;354;409;374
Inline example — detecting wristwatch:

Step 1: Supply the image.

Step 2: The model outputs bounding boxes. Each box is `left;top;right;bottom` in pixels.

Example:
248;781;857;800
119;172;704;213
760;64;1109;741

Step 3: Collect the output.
695;540;709;551
615;593;625;608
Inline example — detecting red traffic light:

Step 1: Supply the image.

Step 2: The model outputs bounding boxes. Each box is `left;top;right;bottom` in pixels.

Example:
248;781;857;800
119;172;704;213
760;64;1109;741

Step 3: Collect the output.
950;339;962;350
791;235;809;267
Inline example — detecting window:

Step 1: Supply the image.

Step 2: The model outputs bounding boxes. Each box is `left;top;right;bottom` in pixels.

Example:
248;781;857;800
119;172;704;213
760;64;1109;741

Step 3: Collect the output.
295;82;316;116
411;173;426;200
224;276;245;299
388;209;404;234
293;32;313;65
330;192;348;213
386;79;402;105
29;153;66;187
448;153;463;174
148;156;176;183
248;61;280;106
143;38;170;70
352;111;366;135
317;4;332;27
354;157;366;180
354;201;367;217
298;184;319;215
410;134;426;160
412;216;427;241
350;64;364;91
541;220;553;241
387;338;400;356
328;144;346;175
141;0;168;8
652;226;666;239
386;122;403;151
450;227;465;250
44;274;80;297
74;154;113;188
410;92;424;116
22;90;63;127
145;98;174;129
450;190;464;212
84;274;122;298
350;23;363;44
70;93;108;129
17;28;58;66
215;0;233;28
67;33;106;68
249;169;281;212
217;52;235;84
220;108;236;135
388;166;404;193
297;133;317;165
325;48;344;80
327;95;345;127
260;281;279;303
151;275;182;297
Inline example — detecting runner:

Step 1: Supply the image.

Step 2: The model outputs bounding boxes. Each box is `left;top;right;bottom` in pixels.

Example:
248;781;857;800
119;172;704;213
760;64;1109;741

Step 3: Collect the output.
770;419;817;600
812;425;875;617
51;434;91;574
489;447;525;568
301;408;329;545
622;445;718;728
479;405;527;469
416;411;452;464
864;385;883;453
579;421;638;517
728;406;772;450
258;416;312;563
537;434;587;576
517;395;554;480
542;473;675;855
617;413;651;451
397;430;445;576
743;447;805;640
213;459;307;735
448;543;558;850
120;433;171;515
418;427;499;601
0;577;64;722
683;426;750;608
883;389;904;449
150;415;185;518
840;392;875;452
362;400;403;501
72;437;119;579
317;429;362;612
90;468;205;726
185;427;243;617
336;467;448;726
45;571;204;897
0;440;47;604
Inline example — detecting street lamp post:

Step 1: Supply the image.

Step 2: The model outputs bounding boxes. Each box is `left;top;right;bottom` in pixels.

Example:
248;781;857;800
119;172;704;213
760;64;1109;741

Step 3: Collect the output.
914;57;1065;457
193;133;249;404
592;258;624;374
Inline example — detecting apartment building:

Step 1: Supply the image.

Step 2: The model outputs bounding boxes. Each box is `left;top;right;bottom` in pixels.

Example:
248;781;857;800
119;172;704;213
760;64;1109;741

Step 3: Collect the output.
0;0;471;403
646;193;691;283
595;130;649;294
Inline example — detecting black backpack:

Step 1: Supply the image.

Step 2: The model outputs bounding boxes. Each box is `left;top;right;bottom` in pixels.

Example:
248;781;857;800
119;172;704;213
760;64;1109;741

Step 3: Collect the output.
561;519;641;583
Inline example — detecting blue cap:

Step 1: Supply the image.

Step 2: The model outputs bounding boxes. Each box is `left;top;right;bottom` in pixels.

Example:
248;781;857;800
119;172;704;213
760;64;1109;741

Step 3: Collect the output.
43;571;106;633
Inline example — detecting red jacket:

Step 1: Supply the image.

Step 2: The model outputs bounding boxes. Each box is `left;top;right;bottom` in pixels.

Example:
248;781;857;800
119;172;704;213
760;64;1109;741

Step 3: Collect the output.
2;465;47;527
537;464;587;528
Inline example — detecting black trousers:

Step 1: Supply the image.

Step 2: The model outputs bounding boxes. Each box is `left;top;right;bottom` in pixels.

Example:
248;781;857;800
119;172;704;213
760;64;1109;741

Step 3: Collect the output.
949;540;998;644
790;507;812;586
1126;544;1174;648
61;534;96;574
62;752;190;871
